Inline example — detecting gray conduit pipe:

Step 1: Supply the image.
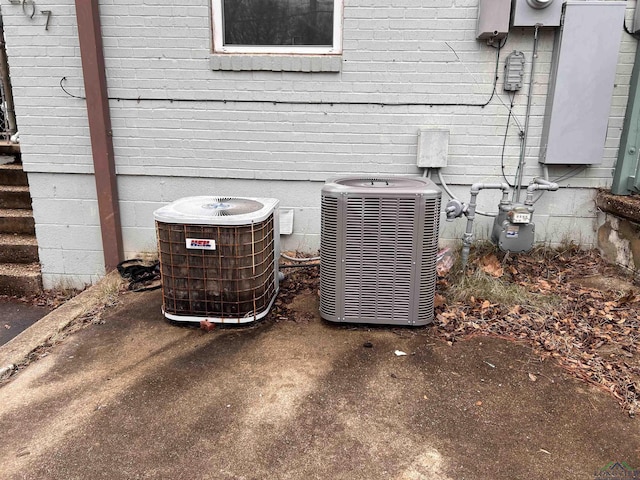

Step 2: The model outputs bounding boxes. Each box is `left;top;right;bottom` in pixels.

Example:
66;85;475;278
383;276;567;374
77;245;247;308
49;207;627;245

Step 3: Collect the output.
515;24;541;202
524;178;559;205
460;182;510;271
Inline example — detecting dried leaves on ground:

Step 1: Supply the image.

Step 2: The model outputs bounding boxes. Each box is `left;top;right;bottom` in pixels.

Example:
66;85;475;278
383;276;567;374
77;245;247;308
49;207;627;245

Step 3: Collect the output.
273;252;320;323
436;246;640;416
0;287;83;310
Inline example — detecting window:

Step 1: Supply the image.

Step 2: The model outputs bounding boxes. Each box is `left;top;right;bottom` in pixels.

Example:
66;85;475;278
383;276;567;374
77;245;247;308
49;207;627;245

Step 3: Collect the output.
212;0;343;55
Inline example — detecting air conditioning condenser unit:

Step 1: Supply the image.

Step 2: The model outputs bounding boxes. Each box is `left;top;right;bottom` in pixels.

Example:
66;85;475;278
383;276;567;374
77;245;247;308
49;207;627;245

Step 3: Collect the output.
154;196;279;324
320;176;442;326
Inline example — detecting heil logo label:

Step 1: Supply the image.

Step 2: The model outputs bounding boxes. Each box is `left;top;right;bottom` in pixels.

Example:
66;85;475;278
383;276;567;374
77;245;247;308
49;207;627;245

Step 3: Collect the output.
185;238;216;250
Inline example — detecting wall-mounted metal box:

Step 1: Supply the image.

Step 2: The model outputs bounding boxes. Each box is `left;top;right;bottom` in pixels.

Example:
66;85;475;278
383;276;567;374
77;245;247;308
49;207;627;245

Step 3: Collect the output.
540;1;626;165
476;0;511;41
512;0;563;27
504;51;525;92
417;128;449;168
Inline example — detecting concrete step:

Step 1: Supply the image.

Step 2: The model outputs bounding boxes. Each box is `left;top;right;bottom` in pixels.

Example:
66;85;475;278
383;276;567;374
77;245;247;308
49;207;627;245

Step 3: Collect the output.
0;234;39;264
0;263;42;296
0;143;20;157
0;185;32;209
0;208;35;235
0;163;28;187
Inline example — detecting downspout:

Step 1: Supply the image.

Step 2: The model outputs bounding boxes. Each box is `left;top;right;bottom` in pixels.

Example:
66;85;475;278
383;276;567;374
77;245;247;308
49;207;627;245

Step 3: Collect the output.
75;0;123;271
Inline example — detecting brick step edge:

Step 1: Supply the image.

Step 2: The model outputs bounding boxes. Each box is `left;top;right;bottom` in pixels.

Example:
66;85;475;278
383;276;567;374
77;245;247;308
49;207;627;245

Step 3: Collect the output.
0;263;42;296
0;164;28;187
0;244;39;264
0;215;35;235
0;188;32;209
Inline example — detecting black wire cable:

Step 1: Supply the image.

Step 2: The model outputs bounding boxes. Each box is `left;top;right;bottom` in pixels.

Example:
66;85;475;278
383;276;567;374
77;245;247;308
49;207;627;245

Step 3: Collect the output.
117;259;161;291
622;0;640;38
624;17;640;38
59;41;505;108
500;91;519;187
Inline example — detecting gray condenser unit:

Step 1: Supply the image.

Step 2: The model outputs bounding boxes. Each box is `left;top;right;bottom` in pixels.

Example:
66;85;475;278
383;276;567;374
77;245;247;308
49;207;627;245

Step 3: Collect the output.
320;176;442;326
154;196;280;324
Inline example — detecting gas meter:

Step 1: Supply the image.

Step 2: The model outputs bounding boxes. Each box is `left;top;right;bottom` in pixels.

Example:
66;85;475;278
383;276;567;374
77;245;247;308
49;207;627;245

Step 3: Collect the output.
491;203;536;253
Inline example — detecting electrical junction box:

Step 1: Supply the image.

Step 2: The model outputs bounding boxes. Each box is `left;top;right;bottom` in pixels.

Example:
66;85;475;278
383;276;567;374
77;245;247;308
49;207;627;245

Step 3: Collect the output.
417;128;449;168
512;0;563;27
504;51;525;92
279;208;294;235
476;0;511;41
491;204;536;253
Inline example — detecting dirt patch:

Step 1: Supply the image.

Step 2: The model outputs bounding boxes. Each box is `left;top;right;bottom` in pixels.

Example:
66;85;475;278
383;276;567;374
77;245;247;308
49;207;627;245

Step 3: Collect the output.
573;275;640;293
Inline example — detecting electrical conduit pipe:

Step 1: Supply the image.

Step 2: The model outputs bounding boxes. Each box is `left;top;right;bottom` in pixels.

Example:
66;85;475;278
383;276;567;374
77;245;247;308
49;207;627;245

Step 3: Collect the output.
524;177;559;205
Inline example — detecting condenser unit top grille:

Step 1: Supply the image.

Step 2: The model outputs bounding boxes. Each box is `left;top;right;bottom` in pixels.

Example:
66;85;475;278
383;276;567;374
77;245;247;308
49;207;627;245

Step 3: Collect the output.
154;196;279;225
324;176;440;196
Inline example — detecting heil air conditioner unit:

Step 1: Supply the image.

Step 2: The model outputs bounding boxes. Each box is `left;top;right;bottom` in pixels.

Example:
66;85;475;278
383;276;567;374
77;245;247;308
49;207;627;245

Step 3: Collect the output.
154;196;280;324
320;176;442;326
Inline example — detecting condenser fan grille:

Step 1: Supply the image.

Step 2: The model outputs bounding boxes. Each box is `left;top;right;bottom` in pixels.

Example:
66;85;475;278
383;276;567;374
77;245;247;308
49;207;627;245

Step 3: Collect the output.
156;218;276;320
343;197;417;322
333;177;429;189
202;197;264;216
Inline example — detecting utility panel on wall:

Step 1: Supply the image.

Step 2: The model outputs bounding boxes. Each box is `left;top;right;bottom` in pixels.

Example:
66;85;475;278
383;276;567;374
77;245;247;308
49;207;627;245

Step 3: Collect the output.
476;0;511;41
512;0;563;27
540;1;626;165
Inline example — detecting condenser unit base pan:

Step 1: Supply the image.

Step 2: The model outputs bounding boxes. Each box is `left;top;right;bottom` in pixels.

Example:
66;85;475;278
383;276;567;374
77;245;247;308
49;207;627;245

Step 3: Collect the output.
321;314;432;327
162;294;277;324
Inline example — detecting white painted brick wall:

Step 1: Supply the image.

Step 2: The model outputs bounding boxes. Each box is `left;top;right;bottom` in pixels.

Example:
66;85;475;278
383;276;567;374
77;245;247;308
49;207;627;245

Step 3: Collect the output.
2;0;637;286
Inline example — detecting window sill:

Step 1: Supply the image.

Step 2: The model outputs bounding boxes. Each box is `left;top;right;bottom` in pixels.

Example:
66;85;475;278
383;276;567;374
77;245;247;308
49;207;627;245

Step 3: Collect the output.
210;54;342;72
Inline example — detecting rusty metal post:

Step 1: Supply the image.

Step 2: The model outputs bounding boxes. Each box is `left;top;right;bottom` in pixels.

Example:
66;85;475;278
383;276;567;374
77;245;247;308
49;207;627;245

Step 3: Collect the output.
75;0;123;271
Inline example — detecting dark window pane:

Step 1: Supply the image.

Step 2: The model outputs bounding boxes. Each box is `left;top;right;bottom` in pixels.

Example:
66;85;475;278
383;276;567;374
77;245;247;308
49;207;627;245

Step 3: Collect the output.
223;0;334;46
